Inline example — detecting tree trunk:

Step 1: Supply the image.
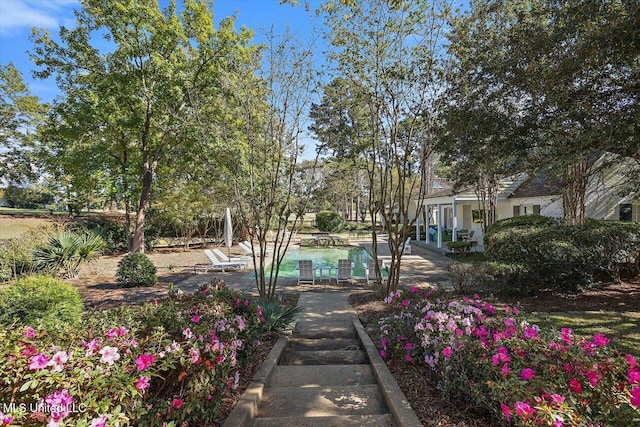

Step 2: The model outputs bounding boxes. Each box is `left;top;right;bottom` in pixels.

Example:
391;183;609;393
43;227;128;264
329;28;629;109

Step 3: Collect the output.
131;165;154;253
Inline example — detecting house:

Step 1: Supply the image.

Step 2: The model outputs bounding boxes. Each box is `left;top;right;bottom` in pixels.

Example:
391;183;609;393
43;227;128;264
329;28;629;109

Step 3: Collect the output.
410;155;640;250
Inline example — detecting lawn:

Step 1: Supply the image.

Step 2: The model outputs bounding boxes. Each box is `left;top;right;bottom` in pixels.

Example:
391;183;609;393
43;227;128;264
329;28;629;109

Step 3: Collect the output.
0;215;52;240
530;310;640;356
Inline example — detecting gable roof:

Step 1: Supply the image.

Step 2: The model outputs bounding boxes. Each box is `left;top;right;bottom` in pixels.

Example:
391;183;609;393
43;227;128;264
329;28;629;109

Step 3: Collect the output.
509;170;562;199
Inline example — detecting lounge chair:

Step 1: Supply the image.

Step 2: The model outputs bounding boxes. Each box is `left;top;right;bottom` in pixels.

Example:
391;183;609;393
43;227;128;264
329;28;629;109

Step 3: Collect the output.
211;248;251;265
400;237;412;254
297;260;315;285
363;258;385;284
241;240;272;255
336;259;354;284
203;249;246;272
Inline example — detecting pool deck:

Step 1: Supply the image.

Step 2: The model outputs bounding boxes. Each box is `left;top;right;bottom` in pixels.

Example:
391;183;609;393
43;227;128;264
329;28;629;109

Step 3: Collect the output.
175;236;453;296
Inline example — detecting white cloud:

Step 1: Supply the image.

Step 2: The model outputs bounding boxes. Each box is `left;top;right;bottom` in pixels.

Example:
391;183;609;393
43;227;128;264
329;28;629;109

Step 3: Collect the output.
0;0;79;35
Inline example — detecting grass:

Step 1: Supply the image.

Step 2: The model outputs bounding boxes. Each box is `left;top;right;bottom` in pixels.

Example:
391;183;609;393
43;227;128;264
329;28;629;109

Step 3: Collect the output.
529;310;640;356
0;216;52;240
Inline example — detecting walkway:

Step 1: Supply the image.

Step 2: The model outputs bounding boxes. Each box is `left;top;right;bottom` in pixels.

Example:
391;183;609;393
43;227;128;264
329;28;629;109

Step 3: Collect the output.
169;238;451;426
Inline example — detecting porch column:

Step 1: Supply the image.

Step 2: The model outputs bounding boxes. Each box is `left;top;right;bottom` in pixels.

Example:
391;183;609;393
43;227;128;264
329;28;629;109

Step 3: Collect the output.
437;203;442;249
415;211;420;241
452;198;458;242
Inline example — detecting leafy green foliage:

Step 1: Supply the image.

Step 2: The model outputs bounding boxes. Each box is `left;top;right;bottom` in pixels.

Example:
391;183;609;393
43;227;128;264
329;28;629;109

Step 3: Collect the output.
0;286;275;425
315;210;346;232
256;299;303;333
0;275;83;329
116;252;157;288
33;230;105;279
3;184;54;209
446;241;477;253
485;216;640;293
73;216;128;253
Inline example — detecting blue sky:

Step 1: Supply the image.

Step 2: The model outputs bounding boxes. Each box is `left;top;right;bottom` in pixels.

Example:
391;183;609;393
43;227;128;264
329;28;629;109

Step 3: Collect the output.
0;0;322;103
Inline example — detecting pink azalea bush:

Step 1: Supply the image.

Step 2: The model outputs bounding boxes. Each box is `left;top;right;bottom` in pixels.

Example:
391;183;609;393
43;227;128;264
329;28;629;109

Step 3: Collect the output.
379;287;640;426
0;285;269;426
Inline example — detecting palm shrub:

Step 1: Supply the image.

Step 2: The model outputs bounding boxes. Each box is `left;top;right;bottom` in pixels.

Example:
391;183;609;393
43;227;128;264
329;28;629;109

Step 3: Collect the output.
32;231;106;279
116;252;157;288
0;275;84;330
256;299;303;333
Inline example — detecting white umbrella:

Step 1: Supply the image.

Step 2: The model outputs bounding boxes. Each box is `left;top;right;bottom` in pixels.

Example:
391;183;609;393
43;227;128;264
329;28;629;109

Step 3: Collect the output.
224;207;233;258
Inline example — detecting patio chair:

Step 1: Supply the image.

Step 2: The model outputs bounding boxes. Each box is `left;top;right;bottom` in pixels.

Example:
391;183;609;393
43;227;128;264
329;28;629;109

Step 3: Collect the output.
297;260;315;285
242;240;272;255
336;259;354;285
203;249;246;272
363;258;385;284
400;237;412;254
463;230;475;241
456;229;469;240
211;248;251;265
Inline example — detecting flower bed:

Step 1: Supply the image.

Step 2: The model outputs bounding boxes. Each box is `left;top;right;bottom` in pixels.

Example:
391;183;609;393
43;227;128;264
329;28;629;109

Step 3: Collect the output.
0;284;269;426
378;287;640;426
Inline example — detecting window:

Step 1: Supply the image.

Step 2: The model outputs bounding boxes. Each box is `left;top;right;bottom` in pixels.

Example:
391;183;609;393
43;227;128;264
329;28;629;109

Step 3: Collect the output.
513;206;520;217
519;204;541;216
620;204;633;221
472;209;484;223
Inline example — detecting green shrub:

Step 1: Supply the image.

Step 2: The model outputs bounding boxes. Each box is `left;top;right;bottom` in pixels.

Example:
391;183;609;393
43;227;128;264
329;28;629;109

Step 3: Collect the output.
116;252;157;288
256;299;303;333
446;240;478;253
315;210;346;232
0;275;83;329
73;216;128;253
447;261;533;295
485;216;640;294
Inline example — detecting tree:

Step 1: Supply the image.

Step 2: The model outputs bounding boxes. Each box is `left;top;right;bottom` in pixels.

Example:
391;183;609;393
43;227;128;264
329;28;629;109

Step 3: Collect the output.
0;63;48;184
321;0;453;295
442;0;640;225
31;0;255;251
224;27;321;301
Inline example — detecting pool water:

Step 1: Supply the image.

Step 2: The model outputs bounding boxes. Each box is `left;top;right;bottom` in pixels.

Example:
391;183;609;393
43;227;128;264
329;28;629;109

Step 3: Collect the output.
274;246;374;278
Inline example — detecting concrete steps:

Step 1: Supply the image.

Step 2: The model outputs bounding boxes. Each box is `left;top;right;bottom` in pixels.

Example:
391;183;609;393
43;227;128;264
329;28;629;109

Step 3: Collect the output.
223;292;422;427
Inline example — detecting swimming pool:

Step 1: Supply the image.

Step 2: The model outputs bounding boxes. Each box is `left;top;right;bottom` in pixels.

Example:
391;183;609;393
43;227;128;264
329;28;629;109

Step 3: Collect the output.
274;246;373;278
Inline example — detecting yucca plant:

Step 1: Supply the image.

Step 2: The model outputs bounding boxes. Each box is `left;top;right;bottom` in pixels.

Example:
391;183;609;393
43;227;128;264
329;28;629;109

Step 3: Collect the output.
256;300;303;333
33;231;106;279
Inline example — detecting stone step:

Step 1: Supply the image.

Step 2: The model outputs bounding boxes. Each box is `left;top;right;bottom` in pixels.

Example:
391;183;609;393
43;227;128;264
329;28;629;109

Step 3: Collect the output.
250;414;393;427
255;385;388;418
269;365;376;387
294;319;355;339
280;349;368;365
287;337;361;351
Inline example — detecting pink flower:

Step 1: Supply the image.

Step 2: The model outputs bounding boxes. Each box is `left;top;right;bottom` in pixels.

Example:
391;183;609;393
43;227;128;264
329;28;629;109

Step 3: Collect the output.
501;363;510;377
91;415;107;427
135;376;151;393
492;347;511;366
550;394;565;405
405;354;413;362
105;326;129;340
514;401;534;419
500;403;511;420
28;353;50;370
442;346;453;358
561;328;573;344
405;342;413;351
410;286;419;293
553;418;564;427
586;370;598;387
592;333;609;347
189;348;201;364
23;326;36;339
523;327;539;339
172;398;183;409
380;338;387;348
48;351;69;372
521;368;535;381
630;387;640;408
626;354;637;369
83;338;102;356
191;315;201;323
183;328;193;339
401;299;409;307
379;349;386;359
628;368;640;385
0;411;14;425
569;378;583;395
99;346;120;366
135;353;156;371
